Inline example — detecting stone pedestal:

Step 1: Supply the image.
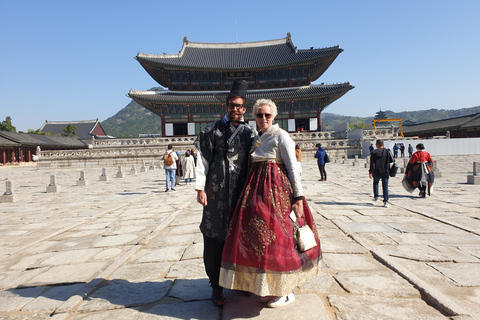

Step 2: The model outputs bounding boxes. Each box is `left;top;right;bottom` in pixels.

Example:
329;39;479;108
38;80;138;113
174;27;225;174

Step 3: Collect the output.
467;162;480;184
47;185;61;193
0;194;14;203
99;168;108;181
116;166;124;178
77;170;88;186
467;175;480;184
130;166;137;175
1;180;14;203
46;175;60;193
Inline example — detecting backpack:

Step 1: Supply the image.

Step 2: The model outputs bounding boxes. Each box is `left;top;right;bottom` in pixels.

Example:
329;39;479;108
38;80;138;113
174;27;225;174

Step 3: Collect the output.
164;151;174;166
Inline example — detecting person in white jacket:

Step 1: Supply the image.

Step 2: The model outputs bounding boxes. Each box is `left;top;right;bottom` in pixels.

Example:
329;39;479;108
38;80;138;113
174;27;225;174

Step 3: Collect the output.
182;150;195;185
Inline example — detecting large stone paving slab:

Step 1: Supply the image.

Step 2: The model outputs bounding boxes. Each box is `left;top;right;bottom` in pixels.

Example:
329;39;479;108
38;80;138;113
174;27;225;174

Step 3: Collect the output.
0;286;45;312
139;300;220;320
23;262;108;287
334;270;419;297
108;262;173;282
70;307;140;320
320;237;368;254
168;278;211;301
297;272;344;294
223;293;330;320
166;259;206;279
327;295;446;320
378;244;451;262
322;253;385;271
76;279;171;312
428;262;480;286
130;246;186;263
20;283;84;312
346;222;400;233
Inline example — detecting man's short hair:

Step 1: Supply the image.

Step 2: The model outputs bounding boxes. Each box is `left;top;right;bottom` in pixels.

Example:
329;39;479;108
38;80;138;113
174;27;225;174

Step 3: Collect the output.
226;94;246;104
168;144;173;150
376;139;384;147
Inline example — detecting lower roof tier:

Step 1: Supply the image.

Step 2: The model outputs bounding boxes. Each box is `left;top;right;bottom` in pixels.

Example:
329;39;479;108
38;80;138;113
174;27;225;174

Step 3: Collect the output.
128;83;354;117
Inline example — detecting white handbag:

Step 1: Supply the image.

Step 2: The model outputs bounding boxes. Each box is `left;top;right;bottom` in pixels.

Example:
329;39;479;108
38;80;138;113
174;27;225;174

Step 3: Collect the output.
290;211;317;252
296;225;317;252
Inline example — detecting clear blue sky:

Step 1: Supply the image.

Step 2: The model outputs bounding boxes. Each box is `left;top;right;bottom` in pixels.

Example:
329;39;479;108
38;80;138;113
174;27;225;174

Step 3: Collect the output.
1;0;479;132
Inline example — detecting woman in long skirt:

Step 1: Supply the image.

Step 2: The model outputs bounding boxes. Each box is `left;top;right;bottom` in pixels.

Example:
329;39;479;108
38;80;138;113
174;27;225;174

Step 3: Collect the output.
402;143;434;197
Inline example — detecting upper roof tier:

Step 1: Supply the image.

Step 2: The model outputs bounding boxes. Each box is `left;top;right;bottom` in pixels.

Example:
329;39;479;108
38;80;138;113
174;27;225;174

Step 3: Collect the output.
128;83;354;106
135;34;343;87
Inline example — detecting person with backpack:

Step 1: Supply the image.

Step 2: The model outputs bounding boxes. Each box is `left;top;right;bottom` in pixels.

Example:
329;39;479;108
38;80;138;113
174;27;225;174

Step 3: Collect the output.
160;144;178;192
369;139;394;207
314;143;327;181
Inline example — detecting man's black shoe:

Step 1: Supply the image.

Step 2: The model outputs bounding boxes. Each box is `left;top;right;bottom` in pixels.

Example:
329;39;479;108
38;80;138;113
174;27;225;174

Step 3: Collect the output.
211;287;225;306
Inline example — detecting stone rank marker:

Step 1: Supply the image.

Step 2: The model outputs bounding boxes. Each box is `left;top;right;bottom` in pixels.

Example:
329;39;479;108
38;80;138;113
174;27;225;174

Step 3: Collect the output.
46;175;61;193
77;170;88;186
467;162;480;185
116;166;125;178
99;168;108;181
1;180;14;203
130;166;137;175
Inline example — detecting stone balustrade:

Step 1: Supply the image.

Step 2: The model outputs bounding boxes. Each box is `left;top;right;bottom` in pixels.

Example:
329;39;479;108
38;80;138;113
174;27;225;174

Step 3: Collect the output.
37;131;367;168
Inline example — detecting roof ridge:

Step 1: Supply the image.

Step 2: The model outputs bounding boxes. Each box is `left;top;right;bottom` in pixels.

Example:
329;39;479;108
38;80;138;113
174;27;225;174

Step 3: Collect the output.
458;112;480;126
44;120;98;124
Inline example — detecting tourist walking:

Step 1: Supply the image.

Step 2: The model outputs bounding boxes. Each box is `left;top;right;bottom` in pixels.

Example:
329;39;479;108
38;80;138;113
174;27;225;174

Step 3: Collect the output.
315;143;327;181
194;80;256;306
369;139;394;207
160;144;178;192
393;143;399;158
400;144;405;157
295;144;302;175
220;99;321;308
182;150;195;185
402;143;434;198
408;144;414;158
175;151;183;186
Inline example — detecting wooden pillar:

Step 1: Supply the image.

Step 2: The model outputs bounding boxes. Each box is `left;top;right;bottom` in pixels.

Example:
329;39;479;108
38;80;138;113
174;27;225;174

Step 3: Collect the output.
1;148;5;165
317;109;322;132
161;115;166;137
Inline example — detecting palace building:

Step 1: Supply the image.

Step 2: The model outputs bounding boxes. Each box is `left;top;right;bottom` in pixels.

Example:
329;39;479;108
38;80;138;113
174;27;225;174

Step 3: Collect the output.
128;33;354;137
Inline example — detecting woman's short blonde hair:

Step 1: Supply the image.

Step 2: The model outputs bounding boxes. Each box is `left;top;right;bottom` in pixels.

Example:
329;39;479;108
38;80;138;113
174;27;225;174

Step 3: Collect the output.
252;99;278;119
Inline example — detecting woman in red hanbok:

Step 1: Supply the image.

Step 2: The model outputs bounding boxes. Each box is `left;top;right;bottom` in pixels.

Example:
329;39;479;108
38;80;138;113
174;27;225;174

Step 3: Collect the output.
219;99;321;308
402;143;434;197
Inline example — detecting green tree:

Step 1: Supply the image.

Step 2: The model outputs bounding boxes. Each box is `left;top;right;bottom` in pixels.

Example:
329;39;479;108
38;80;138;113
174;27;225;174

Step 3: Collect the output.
0;116;17;132
27;129;50;135
63;124;77;137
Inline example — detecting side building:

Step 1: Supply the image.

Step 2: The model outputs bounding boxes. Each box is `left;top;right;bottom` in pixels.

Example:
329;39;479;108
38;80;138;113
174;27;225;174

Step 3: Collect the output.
128;33;354;137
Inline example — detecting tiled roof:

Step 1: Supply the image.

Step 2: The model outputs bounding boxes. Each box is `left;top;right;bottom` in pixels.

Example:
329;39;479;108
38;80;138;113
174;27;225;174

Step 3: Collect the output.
128;83;354;104
0;135;20;147
0;131;86;148
39;119;104;140
403;112;480;134
136;34;342;70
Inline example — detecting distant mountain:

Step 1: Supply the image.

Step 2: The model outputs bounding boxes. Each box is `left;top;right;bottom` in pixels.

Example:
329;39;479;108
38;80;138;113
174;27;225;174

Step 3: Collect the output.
101;95;480;137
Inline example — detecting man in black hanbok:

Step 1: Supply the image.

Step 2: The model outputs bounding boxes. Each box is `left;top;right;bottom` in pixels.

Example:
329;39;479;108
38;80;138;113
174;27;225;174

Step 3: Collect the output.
194;80;256;305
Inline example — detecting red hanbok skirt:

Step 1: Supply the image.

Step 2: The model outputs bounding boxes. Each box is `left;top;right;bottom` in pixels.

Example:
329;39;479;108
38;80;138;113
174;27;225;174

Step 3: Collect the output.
219;161;321;296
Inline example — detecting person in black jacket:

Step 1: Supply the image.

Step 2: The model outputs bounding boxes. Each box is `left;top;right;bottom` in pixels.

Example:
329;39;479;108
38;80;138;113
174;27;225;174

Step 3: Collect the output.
369;139;394;207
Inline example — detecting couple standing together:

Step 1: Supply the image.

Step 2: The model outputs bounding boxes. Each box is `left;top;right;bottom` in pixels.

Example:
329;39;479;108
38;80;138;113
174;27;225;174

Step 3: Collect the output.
194;80;321;308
